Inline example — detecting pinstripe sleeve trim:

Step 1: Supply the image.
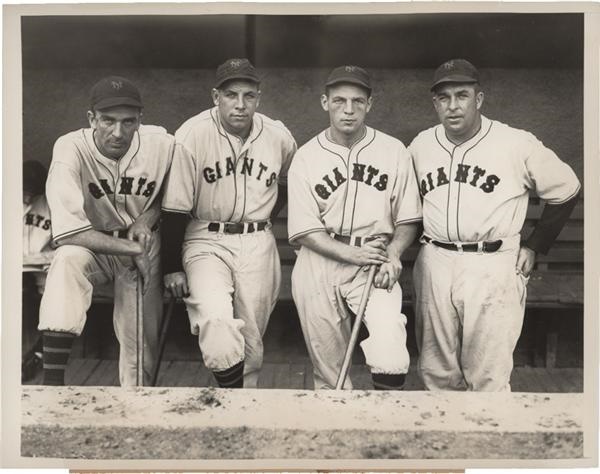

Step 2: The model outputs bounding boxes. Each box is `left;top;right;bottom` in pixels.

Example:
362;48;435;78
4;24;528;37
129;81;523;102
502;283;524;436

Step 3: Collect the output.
52;224;93;243
548;184;581;205
161;207;191;214
394;217;423;225
289;227;326;243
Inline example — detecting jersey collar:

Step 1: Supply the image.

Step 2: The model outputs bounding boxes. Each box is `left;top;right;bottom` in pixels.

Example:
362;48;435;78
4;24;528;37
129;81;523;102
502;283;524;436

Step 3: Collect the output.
435;115;492;154
83;128;140;169
318;126;375;159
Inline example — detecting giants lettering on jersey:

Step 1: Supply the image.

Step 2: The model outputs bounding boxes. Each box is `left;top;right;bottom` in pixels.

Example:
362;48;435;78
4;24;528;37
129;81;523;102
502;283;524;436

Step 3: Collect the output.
25;212;51;231
420;164;500;196
315;163;388;199
88;177;156;199
202;156;278;187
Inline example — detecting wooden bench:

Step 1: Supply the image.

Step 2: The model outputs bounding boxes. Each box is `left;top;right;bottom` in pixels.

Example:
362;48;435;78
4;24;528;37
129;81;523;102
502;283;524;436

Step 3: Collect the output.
272;197;584;368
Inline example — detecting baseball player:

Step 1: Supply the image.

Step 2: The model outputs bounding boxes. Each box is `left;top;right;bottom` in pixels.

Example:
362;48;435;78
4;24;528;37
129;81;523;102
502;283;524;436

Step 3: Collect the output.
409;59;581;391
288;66;422;390
161;58;297;389
22;160;53;380
38;76;179;386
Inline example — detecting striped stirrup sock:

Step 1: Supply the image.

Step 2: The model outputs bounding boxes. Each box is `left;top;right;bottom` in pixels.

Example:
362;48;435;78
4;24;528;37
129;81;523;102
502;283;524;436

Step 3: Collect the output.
213;360;244;388
372;373;406;391
42;331;75;386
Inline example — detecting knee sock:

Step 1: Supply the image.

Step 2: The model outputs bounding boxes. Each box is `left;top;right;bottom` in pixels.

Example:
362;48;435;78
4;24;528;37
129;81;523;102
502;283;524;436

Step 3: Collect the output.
42;331;75;386
372;373;406;390
213;360;244;388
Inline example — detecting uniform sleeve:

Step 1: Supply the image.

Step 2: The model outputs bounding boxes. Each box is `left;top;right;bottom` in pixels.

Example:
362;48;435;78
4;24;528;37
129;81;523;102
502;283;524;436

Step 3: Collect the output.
161;141;197;214
46;139;92;243
391;146;423;225
277;130;297;187
522;134;581;204
287;154;326;243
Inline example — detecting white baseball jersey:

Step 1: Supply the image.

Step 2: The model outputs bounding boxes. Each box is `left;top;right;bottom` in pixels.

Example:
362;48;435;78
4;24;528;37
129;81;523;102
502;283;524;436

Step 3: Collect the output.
288;126;422;389
288;127;422;242
162;107;297;224
23;194;52;256
47;125;176;243
409;115;581;243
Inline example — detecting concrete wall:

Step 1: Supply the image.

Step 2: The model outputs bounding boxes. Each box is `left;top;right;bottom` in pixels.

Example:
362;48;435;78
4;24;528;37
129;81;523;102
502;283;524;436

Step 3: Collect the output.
23;67;583;180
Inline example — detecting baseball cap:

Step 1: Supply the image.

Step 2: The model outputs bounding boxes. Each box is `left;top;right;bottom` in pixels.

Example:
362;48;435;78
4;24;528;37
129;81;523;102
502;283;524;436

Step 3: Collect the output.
89;76;143;111
215;58;260;88
431;59;480;91
325;65;372;91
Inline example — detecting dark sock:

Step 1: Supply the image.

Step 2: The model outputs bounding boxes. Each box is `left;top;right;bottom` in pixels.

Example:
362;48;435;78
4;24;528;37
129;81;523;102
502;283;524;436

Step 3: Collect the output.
213;360;244;388
372;373;406;390
42;331;75;386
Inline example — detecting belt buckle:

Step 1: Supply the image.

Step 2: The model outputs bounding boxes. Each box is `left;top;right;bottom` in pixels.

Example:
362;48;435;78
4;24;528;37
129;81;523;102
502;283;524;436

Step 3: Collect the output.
477;241;484;254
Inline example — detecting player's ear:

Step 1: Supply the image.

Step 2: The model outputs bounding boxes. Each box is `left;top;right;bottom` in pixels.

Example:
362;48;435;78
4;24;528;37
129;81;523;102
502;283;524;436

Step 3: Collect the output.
256;90;261;108
366;96;373;113
87;110;96;129
211;88;220;106
476;91;484;110
320;94;329;111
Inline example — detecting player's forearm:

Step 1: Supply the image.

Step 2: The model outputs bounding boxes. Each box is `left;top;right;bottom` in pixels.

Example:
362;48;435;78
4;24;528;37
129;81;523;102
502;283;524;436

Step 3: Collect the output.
56;229;144;256
525;191;580;255
386;222;420;261
295;231;357;264
133;198;161;229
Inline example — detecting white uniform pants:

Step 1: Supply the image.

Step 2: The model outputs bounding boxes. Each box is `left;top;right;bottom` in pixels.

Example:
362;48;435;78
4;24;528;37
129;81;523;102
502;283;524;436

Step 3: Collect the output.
182;229;281;388
292;245;410;390
38;237;162;386
413;235;527;392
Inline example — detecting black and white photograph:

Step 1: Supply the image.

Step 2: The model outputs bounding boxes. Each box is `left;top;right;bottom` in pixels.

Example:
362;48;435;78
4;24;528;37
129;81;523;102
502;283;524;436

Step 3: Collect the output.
2;2;599;470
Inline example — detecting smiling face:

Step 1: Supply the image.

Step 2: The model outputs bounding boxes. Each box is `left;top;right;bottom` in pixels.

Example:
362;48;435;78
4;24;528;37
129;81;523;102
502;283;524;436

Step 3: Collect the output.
212;80;260;138
87;105;141;159
321;83;372;143
432;83;484;144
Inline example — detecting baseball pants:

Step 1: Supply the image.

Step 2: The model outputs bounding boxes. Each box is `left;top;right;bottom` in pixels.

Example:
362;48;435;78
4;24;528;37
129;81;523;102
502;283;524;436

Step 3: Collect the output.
182;228;281;388
292;245;410;390
38;236;162;386
413;234;527;392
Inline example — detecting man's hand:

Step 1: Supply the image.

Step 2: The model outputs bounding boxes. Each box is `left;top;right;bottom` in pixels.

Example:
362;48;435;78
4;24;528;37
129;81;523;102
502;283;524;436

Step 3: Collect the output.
373;259;402;292
128;220;153;253
346;239;389;267
133;251;151;294
164;272;189;299
516;245;536;278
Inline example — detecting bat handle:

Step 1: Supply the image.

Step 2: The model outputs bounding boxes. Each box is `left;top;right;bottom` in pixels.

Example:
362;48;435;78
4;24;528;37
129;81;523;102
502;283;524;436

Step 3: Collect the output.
335;265;377;390
136;269;144;386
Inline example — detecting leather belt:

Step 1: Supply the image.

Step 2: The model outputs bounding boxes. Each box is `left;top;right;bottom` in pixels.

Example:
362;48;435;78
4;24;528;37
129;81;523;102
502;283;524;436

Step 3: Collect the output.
422;235;503;253
208;221;269;234
331;233;378;247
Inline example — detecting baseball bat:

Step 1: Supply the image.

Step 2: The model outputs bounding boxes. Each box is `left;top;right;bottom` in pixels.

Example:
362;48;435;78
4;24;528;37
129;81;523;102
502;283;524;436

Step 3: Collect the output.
136;269;144;386
335;265;377;390
150;297;176;387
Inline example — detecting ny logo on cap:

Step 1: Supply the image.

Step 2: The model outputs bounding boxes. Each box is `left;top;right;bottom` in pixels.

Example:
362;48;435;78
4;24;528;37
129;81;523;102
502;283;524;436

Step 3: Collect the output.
229;59;244;68
111;81;123;90
443;61;455;70
345;66;357;73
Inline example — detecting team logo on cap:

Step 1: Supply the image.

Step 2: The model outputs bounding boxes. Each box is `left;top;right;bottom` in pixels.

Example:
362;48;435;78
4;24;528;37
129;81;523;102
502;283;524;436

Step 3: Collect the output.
345;66;357;73
229;59;244;68
443;60;455;70
111;80;123;90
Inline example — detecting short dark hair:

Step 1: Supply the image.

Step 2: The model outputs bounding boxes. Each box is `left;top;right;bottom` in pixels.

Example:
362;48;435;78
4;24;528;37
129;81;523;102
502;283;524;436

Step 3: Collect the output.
325;82;372;98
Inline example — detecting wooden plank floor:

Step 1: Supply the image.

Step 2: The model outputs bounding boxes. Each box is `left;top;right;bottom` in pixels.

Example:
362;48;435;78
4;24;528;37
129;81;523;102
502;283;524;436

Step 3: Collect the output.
24;359;583;392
